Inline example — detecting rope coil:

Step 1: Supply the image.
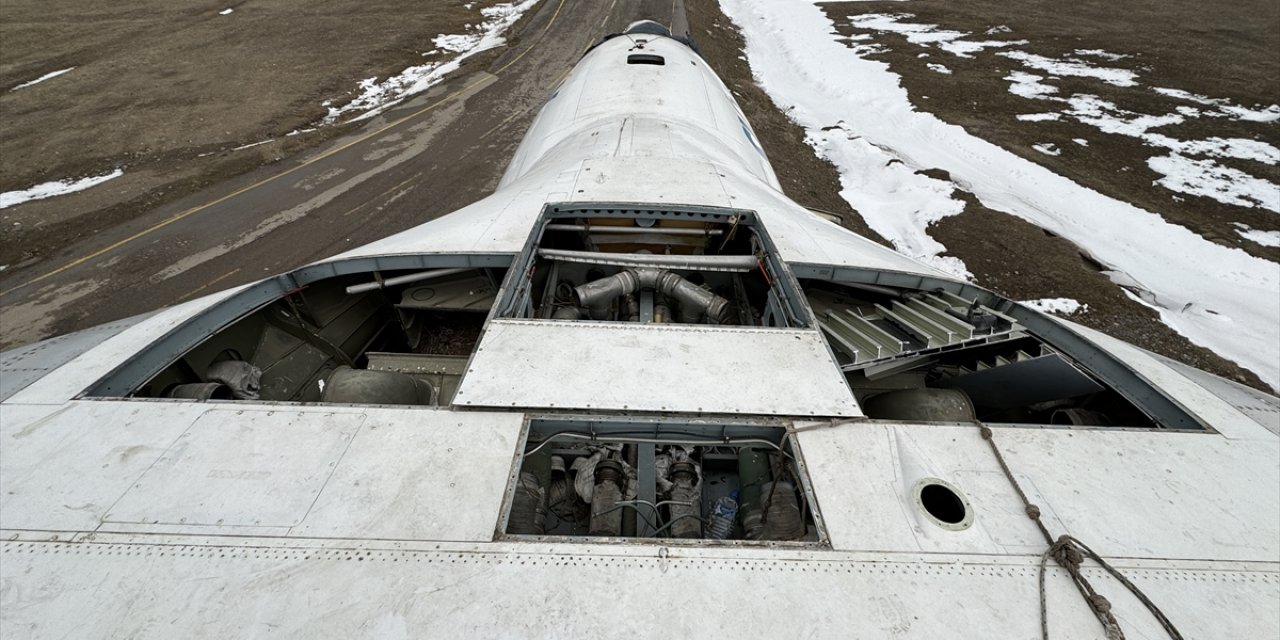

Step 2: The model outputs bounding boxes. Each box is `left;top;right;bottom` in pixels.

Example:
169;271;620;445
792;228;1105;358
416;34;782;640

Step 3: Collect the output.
978;423;1184;640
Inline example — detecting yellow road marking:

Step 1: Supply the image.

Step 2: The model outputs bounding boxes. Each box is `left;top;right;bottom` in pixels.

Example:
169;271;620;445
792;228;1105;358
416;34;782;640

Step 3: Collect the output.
176;268;242;302
604;0;618;30
1;0;568;298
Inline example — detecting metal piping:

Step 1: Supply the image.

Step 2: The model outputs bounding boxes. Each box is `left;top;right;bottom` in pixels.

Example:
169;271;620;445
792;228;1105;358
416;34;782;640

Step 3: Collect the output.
538;248;757;272
545;224;723;236
737;448;772;540
658;272;729;324
344;267;470;295
550;306;583;320
573;269;730;323
667;462;702;538
573;270;639;320
589;460;625;536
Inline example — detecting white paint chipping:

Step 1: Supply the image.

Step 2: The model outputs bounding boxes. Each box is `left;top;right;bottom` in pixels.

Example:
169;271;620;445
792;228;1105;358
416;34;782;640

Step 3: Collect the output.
0;169;123;210
9;67;74;91
720;0;1280;388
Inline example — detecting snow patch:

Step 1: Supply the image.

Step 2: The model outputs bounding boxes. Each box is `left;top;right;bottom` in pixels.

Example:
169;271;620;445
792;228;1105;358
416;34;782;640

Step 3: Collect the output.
1153;87;1218;105
1017;112;1060;122
1153;87;1280;123
845;13;1024;58
1072;138;1089;146
1233;224;1280;248
998;51;1139;87
720;0;1280;388
10;67;74;91
1022;298;1088;315
926;63;951;75
323;0;540;123
1073;49;1129;62
435;33;480;53
809;126;971;278
1147;154;1280;212
1060;94;1184;137
1144;135;1279;166
1219;104;1280;123
0;169;123;210
1004;71;1058;99
219;8;233;15
232;139;273;151
1031;143;1060;156
1008;86;1280;208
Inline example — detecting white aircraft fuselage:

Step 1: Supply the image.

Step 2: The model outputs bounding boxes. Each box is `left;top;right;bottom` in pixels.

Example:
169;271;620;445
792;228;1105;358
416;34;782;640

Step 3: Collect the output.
2;21;1277;639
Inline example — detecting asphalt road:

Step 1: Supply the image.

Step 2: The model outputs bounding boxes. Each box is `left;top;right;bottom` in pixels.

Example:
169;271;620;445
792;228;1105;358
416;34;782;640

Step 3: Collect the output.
0;0;688;350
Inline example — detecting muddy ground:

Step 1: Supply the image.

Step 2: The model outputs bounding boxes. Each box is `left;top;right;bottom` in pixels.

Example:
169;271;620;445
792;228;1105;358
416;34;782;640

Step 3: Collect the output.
0;0;515;269
685;0;1274;389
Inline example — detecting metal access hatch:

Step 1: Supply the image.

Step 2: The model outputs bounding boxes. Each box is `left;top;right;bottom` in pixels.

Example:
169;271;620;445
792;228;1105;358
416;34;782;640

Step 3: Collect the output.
453;319;860;417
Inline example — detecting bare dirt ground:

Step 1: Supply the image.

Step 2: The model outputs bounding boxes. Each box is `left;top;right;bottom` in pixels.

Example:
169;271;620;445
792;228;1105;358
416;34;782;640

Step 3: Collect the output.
0;0;674;350
685;0;1275;390
0;0;513;270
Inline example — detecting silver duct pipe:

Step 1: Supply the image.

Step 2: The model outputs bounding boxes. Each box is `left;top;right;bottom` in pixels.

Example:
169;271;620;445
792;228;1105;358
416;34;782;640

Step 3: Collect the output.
345;267;470;295
667;461;702;538
544;224;723;236
658;271;729;324
573;270;640;320
572;269;730;323
550;306;583;320
538;248;757;272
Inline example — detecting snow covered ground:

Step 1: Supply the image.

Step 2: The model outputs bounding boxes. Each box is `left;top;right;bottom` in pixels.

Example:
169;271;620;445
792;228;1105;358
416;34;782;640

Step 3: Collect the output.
719;0;1280;389
323;0;540;123
844;12;1280;214
0;169;123;210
